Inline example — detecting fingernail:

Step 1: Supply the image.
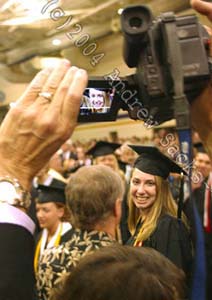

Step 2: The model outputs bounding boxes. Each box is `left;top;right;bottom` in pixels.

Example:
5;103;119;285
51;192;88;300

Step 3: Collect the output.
43;67;53;74
76;69;87;76
62;59;71;66
70;66;78;72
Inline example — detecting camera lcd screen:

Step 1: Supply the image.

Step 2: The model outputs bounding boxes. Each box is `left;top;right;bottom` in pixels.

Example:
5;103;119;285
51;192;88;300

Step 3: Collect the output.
78;77;121;122
80;88;114;115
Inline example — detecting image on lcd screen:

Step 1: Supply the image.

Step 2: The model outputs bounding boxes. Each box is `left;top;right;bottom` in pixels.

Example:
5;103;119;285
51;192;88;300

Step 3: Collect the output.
80;88;115;115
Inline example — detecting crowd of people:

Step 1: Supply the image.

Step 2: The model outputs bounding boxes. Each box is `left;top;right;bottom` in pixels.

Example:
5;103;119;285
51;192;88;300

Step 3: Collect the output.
0;0;212;300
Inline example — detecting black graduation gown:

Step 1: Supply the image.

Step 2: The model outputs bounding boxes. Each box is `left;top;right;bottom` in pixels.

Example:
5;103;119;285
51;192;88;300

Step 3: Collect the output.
120;184;131;244
183;180;206;243
127;214;193;280
0;223;35;300
183;181;212;300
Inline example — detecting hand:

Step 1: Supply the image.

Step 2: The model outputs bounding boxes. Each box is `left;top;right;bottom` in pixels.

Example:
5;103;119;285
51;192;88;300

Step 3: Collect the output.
189;1;212;161
191;0;212;21
191;82;212;161
0;60;88;190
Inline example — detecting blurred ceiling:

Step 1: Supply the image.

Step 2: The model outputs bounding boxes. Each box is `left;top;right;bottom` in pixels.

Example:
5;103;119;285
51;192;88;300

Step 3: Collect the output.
0;0;211;85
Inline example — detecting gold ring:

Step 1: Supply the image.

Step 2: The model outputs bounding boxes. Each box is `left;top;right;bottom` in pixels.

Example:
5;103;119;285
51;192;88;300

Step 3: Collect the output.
38;91;53;102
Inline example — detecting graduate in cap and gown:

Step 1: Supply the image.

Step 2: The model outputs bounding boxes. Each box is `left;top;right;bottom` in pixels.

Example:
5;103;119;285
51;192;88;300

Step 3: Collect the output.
86;141;131;243
34;179;73;274
184;142;212;231
127;146;193;286
86;141;123;175
183;142;212;300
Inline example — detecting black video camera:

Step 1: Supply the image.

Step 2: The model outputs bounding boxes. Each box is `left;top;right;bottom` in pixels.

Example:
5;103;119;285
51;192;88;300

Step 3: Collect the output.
78;5;212;125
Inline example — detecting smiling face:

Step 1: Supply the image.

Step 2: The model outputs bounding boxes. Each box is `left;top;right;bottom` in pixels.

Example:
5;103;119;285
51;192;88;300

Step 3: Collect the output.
194;152;212;179
130;168;157;213
89;88;105;108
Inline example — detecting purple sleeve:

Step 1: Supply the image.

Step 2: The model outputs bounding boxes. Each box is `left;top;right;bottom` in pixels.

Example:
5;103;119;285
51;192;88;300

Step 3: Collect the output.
0;203;35;234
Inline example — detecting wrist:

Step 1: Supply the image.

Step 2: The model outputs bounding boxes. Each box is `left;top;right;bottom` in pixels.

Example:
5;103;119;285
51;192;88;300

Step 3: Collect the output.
0;163;32;191
0;176;31;209
0;139;33;191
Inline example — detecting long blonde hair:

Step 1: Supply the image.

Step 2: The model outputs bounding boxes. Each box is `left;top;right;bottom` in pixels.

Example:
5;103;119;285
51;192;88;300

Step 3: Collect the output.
128;174;187;243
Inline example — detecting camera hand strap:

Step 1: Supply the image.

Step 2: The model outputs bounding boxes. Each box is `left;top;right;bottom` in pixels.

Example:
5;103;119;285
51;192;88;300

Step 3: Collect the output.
162;13;206;300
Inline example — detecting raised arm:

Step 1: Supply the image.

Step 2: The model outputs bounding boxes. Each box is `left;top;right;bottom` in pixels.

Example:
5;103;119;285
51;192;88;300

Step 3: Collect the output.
0;60;87;192
190;0;212;159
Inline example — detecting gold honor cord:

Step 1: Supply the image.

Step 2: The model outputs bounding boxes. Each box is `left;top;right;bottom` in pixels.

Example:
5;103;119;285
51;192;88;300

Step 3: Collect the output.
34;223;63;273
134;240;143;247
133;216;143;247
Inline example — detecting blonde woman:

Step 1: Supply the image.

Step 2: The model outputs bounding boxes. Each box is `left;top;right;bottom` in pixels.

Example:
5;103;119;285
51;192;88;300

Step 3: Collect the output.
80;89;111;114
88;88;110;113
127;146;193;282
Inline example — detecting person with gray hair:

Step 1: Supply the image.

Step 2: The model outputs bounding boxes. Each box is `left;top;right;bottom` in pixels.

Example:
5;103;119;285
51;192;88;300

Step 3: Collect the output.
36;164;124;300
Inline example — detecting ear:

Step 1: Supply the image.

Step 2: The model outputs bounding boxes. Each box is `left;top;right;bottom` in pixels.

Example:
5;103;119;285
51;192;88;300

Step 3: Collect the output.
114;198;122;225
58;207;65;219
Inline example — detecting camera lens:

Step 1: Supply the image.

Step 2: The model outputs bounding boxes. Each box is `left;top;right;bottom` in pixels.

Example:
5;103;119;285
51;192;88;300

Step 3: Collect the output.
121;6;152;34
129;17;142;29
121;5;152;67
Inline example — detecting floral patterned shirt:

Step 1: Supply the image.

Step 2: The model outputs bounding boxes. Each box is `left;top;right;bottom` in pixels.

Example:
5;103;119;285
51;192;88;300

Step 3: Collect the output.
36;228;115;300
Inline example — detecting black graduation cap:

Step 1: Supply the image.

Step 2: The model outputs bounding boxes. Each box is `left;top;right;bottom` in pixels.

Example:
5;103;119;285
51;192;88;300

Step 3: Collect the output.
37;179;66;204
129;145;187;179
193;142;206;154
86;141;121;158
129;145;187;219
